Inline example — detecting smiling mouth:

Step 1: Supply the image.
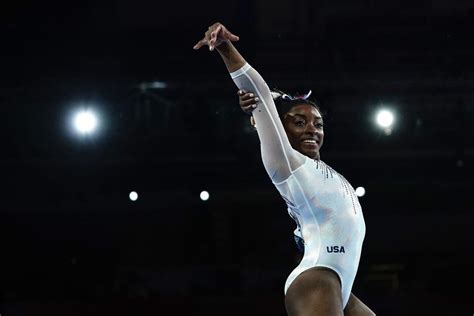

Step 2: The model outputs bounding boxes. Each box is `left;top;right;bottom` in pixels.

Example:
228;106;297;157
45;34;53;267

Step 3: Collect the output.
301;139;319;146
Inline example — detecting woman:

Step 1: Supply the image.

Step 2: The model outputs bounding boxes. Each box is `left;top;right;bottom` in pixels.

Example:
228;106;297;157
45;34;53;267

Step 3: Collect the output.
194;22;375;316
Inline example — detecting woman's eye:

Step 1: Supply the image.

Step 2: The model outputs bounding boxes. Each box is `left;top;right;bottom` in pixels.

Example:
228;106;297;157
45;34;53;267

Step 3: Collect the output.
295;121;305;126
315;123;324;129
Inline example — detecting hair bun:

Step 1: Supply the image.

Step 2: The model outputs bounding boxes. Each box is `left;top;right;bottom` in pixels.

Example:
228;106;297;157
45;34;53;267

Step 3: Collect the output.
271;89;312;101
270;91;282;100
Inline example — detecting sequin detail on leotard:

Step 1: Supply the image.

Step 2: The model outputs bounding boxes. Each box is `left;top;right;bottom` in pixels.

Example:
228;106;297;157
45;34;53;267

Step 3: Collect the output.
315;160;358;214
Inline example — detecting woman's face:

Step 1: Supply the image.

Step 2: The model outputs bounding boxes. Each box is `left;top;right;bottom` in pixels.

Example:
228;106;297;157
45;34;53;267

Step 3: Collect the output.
283;104;324;160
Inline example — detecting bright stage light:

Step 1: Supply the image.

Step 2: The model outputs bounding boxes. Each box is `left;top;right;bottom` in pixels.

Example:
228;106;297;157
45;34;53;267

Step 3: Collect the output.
73;110;98;135
129;191;138;201
200;191;210;201
355;186;366;197
375;109;394;128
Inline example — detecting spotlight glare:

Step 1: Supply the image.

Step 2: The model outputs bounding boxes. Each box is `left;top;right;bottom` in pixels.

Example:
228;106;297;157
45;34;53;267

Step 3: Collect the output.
139;81;168;90
73;110;98;134
129;191;138;201
375;109;394;128
200;191;210;201
355;187;366;197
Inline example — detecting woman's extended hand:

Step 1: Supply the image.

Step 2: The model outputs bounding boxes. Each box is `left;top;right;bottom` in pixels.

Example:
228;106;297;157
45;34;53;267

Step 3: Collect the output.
193;22;240;51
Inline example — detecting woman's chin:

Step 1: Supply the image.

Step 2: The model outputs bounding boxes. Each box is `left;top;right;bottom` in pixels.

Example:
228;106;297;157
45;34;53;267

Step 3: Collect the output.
301;149;320;160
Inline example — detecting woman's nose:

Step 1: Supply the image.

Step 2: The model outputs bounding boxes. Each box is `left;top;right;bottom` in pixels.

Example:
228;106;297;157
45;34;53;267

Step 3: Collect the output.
306;124;317;133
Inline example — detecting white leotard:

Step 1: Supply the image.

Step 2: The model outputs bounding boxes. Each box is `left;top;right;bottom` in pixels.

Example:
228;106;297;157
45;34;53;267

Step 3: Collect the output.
230;63;366;307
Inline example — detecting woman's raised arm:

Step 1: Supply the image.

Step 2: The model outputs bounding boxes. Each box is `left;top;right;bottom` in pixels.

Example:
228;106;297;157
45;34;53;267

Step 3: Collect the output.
194;23;305;182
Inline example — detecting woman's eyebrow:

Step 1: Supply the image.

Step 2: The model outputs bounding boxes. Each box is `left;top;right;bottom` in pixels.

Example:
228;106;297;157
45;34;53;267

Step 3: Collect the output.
286;113;323;123
287;113;307;119
293;113;323;121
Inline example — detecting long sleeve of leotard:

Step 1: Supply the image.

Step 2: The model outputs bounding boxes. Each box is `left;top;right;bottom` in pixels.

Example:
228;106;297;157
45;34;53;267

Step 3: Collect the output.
230;63;305;182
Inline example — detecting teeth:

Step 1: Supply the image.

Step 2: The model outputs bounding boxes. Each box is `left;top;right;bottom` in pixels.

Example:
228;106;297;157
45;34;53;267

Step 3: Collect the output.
303;140;316;144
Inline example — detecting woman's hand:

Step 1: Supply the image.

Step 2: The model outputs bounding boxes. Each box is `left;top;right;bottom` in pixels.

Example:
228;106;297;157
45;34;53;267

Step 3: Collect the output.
238;90;259;130
238;90;259;114
193;22;240;51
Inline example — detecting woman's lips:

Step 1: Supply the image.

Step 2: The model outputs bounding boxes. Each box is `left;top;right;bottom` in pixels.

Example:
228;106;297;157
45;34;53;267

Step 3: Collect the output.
301;139;319;149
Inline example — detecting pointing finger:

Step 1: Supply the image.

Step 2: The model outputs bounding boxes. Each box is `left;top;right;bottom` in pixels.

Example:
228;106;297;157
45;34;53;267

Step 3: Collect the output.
193;39;207;50
225;31;240;42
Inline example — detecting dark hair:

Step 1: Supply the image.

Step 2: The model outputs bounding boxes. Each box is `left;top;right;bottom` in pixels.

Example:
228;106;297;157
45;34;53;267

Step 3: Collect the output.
271;88;322;119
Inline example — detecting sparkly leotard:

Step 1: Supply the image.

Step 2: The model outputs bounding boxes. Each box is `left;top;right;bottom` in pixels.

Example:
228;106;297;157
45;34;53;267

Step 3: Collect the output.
230;63;366;307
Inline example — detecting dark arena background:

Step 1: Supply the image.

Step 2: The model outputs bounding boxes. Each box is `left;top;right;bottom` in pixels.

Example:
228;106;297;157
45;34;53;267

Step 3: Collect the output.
1;1;473;315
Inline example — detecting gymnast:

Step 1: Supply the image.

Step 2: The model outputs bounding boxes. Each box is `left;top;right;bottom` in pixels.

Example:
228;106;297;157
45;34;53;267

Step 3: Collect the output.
194;22;375;316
